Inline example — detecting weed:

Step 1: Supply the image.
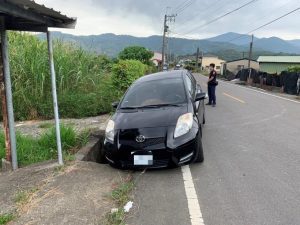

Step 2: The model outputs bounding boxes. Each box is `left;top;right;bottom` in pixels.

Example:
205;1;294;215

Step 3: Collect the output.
0;213;15;225
0;125;86;166
38;123;53;129
103;175;134;225
14;188;39;205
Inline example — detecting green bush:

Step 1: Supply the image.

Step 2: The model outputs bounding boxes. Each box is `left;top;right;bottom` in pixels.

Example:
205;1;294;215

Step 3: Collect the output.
119;46;154;65
112;59;147;92
0;125;84;167
288;66;300;73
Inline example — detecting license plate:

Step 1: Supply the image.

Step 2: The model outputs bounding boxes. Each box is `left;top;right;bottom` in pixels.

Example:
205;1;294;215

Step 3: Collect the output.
134;155;153;166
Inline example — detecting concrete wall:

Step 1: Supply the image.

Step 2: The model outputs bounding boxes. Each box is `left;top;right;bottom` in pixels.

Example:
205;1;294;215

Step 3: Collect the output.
226;59;259;75
201;57;225;73
259;62;300;74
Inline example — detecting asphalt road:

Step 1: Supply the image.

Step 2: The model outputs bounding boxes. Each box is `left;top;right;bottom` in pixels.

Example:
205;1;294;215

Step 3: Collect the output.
128;74;300;225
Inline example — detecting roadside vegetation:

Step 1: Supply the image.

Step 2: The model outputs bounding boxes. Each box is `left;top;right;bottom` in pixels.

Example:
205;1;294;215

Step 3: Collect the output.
0;125;89;167
104;175;135;225
0;213;15;225
1;32;154;121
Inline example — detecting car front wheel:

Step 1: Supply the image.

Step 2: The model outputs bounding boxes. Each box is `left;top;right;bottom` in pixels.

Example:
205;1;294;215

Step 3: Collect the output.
194;135;204;163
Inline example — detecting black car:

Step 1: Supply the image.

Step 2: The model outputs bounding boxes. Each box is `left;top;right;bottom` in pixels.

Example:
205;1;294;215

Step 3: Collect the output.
102;70;206;169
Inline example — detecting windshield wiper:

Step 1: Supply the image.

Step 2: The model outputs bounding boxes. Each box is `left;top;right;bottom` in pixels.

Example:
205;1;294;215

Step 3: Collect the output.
139;103;182;108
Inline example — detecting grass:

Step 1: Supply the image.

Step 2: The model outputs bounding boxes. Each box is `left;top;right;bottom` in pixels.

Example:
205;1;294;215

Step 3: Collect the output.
104;175;134;225
14;188;39;205
0;125;89;167
2;32;118;121
0;213;15;225
38;122;53;129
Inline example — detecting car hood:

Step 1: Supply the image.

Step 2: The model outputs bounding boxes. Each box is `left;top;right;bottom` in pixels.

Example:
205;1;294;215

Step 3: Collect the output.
113;105;188;130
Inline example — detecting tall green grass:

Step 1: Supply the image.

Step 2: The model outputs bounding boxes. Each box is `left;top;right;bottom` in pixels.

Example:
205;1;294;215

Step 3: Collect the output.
0;125;87;167
5;32;117;120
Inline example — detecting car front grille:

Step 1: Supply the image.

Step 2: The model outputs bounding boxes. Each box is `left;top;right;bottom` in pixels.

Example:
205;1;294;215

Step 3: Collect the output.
119;137;165;149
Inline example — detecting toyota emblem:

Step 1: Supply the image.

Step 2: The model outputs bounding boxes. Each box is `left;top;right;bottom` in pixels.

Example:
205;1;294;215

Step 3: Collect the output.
136;135;146;143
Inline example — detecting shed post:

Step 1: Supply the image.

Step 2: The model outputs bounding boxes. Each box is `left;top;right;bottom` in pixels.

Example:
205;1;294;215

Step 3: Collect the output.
0;23;18;170
46;30;63;165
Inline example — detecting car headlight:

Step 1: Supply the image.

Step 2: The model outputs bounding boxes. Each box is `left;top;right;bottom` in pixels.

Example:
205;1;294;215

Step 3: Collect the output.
105;120;115;142
174;113;193;138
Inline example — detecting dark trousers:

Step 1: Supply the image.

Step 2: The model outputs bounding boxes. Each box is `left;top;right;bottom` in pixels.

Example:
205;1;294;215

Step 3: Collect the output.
208;85;216;105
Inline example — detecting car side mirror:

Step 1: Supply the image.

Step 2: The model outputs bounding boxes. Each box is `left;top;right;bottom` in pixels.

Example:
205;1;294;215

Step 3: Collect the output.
112;101;119;109
195;93;207;102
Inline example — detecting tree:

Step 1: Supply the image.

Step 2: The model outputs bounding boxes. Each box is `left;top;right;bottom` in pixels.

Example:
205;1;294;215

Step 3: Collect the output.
112;60;147;92
118;46;154;65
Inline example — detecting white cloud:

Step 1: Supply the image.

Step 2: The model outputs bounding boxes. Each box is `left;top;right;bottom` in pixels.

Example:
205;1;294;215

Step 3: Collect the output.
35;0;300;40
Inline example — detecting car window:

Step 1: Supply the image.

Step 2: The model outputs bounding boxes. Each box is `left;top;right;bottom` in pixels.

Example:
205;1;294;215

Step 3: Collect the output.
120;78;187;108
184;74;195;97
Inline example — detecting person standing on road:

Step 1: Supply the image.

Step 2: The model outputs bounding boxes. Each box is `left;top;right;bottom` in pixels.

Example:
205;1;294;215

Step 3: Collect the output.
206;63;218;107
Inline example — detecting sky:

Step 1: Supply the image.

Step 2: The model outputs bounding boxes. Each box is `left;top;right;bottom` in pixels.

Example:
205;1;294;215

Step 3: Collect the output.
35;0;300;40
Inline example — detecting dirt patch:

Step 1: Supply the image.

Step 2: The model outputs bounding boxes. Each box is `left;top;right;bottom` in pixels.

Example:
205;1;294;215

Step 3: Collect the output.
11;161;128;225
1;114;110;138
0;160;130;225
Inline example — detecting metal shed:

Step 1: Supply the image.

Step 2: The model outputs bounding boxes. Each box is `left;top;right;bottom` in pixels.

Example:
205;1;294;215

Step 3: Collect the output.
0;0;77;170
257;56;300;74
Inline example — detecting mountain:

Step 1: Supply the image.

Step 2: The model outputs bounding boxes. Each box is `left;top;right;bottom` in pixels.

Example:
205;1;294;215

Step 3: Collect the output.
37;32;300;60
39;32;249;57
207;32;300;54
206;32;259;46
289;39;300;48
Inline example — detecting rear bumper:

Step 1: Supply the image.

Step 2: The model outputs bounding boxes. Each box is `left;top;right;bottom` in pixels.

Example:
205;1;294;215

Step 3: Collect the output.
104;129;199;169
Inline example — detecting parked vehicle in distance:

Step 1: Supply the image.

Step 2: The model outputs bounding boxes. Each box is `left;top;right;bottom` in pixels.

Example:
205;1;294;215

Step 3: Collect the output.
101;70;206;169
174;64;182;70
163;64;168;71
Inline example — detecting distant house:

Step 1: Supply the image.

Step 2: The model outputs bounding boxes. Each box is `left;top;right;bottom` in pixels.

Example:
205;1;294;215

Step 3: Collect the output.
151;52;165;67
221;58;259;75
200;56;225;73
257;56;300;74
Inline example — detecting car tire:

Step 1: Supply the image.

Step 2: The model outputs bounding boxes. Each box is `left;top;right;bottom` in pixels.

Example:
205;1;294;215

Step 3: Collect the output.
203;113;206;125
194;135;204;163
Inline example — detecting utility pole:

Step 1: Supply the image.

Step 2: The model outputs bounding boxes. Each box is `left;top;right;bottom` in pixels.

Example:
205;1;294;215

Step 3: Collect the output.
247;34;254;84
161;14;176;70
0;36;11;170
196;47;200;71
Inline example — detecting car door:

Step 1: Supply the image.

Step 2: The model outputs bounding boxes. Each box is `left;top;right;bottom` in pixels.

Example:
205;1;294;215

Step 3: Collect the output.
184;73;199;119
187;72;205;123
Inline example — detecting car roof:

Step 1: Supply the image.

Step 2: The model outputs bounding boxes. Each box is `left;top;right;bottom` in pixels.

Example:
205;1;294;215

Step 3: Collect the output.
135;70;187;83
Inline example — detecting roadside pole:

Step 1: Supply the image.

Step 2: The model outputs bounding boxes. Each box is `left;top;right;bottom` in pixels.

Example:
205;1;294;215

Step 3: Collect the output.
47;31;63;166
0;40;11;167
161;14;176;70
196;47;200;71
0;20;18;170
161;15;167;70
247;34;254;85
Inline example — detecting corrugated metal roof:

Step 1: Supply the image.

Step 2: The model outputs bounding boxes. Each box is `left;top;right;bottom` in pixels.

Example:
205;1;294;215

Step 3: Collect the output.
0;0;76;31
257;56;300;63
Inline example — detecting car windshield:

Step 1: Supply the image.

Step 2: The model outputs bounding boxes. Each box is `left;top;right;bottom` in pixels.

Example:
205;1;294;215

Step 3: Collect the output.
120;78;187;108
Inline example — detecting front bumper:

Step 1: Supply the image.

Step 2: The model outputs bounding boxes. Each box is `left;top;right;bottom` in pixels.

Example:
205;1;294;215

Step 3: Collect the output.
103;127;199;169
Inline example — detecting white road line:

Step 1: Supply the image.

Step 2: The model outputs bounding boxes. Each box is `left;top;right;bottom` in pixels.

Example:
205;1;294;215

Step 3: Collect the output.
218;79;300;104
181;165;205;225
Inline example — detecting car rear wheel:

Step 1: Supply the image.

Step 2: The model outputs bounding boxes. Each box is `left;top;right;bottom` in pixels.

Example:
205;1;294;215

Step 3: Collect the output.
194;135;204;163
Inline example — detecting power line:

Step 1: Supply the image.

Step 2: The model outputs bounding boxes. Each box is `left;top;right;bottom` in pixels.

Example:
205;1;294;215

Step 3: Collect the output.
173;0;193;13
175;0;258;36
175;0;238;31
227;7;300;42
175;0;195;15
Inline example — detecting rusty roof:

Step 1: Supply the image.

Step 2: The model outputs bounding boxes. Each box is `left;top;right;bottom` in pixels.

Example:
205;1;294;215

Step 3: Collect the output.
0;0;76;32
